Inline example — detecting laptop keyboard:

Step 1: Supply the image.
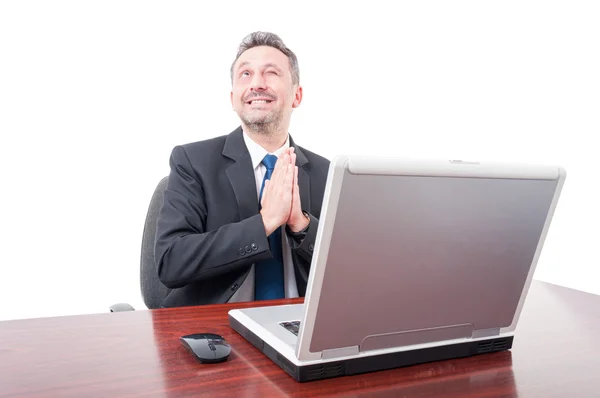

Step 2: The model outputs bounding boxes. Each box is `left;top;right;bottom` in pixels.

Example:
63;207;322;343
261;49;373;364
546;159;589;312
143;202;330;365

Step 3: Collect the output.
279;320;301;336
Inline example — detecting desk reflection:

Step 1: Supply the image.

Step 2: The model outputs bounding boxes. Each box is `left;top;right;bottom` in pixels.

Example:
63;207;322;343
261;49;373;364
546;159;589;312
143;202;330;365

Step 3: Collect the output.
149;303;518;398
1;280;598;397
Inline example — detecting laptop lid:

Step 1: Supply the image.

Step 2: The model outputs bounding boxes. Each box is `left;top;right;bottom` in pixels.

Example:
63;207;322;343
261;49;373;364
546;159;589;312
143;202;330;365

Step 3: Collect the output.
295;155;566;361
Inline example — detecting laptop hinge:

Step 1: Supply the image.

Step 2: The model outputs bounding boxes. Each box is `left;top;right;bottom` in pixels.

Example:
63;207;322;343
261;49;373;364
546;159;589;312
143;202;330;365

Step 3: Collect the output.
321;346;359;360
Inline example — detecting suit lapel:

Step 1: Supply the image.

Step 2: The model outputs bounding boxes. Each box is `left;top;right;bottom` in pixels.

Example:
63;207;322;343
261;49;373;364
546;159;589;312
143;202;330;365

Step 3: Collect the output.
223;127;259;221
222;128;312;220
290;135;311;212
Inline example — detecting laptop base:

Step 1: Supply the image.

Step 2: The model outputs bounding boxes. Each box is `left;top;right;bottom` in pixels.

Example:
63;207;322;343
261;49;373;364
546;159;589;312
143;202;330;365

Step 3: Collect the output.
229;314;514;383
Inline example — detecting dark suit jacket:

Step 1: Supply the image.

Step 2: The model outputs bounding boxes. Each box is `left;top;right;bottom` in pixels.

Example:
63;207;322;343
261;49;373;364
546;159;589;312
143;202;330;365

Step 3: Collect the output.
154;127;330;308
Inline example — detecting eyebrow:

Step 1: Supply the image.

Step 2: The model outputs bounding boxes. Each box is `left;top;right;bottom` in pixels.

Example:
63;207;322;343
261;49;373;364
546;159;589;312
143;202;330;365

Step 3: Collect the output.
236;62;283;74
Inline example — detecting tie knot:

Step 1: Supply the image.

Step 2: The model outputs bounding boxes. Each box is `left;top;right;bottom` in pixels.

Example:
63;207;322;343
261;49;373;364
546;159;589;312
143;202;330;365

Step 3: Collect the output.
261;154;278;170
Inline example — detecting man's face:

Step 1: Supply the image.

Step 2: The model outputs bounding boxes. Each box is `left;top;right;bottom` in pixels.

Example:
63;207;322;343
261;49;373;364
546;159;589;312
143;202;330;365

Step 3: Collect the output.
231;46;301;133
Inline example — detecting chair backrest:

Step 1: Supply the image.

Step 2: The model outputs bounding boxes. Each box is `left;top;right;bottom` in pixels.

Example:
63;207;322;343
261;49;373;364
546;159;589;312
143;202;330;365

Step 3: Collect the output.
140;176;171;309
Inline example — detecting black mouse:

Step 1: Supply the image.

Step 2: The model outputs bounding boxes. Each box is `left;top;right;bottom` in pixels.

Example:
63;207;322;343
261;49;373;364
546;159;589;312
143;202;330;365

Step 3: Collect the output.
179;333;231;364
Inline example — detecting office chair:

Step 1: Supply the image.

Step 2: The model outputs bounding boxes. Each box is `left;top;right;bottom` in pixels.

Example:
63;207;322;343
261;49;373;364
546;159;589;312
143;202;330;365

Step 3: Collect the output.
109;176;172;312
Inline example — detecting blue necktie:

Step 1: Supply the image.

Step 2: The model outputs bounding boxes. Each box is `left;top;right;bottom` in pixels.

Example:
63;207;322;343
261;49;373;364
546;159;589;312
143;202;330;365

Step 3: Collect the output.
254;154;285;300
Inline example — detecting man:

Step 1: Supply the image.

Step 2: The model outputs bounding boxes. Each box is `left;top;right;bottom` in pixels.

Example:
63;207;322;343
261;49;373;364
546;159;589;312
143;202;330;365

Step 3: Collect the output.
154;32;330;308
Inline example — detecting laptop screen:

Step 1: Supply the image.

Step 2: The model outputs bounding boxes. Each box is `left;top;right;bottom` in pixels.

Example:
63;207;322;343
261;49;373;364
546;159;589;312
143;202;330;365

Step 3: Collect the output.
309;169;558;353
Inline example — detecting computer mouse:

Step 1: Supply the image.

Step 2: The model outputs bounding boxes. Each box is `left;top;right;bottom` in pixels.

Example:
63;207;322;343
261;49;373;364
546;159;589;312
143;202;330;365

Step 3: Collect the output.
179;333;231;364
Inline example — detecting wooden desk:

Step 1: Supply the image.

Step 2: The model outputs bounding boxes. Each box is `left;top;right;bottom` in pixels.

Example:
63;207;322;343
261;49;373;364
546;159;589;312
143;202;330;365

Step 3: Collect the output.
0;280;599;397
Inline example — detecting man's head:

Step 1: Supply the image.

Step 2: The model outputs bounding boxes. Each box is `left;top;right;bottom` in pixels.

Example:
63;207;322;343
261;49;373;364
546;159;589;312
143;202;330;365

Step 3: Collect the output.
230;32;302;136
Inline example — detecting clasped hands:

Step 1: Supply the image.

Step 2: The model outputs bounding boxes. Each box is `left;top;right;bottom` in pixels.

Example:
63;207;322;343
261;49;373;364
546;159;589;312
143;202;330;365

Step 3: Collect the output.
260;147;310;237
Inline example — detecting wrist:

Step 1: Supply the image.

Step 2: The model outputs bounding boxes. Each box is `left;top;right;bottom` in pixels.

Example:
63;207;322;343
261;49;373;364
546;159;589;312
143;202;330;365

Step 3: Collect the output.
260;211;278;236
288;212;310;233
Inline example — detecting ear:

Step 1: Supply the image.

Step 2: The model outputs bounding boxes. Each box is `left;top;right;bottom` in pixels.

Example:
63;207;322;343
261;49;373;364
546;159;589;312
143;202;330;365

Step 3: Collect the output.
292;85;303;108
230;91;234;109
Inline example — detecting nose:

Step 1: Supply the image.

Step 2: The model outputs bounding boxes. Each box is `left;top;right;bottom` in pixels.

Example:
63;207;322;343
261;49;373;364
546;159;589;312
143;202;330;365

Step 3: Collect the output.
250;72;267;91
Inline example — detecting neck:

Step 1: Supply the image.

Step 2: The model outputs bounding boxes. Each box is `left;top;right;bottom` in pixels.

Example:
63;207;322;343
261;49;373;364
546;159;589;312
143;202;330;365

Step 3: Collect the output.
243;124;289;153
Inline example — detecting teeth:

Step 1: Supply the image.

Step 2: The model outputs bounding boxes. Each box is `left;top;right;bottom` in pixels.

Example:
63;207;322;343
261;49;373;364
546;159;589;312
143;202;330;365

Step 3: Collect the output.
251;100;269;104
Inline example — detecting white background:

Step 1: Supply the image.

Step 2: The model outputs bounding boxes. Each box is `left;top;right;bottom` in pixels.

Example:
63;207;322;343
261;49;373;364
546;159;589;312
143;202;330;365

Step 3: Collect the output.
0;1;598;321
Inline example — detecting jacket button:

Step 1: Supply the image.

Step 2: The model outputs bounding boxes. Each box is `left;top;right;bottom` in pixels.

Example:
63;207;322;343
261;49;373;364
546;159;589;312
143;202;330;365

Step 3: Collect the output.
239;248;245;256
231;283;239;291
245;245;252;254
309;243;314;251
251;243;258;251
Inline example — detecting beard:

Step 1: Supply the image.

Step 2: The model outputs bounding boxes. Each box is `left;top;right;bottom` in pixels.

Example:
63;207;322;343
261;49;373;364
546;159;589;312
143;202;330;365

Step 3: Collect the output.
240;107;283;135
239;91;284;135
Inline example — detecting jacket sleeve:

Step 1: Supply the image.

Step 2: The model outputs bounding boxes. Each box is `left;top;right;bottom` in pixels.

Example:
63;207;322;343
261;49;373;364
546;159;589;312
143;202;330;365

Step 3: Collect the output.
286;212;320;262
154;146;272;289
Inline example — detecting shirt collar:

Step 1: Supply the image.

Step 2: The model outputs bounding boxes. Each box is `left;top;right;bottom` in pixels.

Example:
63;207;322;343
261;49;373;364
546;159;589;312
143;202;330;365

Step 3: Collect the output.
242;129;290;170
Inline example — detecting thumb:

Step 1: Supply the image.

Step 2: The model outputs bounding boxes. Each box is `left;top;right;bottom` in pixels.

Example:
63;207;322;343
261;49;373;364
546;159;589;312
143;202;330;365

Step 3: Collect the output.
261;180;270;203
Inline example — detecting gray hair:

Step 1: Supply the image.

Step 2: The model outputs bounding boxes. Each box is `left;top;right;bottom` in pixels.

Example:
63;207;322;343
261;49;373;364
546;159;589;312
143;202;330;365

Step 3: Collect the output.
230;31;300;86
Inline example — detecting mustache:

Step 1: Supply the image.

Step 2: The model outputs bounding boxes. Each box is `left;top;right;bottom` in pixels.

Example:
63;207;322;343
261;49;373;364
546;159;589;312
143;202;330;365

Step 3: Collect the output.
244;92;277;102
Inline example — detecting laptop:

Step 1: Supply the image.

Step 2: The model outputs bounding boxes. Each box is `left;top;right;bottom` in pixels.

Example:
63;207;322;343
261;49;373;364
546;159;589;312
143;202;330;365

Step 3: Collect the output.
228;154;566;382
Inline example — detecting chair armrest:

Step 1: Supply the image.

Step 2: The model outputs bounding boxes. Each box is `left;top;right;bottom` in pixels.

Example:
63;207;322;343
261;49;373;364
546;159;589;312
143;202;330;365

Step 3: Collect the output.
109;303;135;312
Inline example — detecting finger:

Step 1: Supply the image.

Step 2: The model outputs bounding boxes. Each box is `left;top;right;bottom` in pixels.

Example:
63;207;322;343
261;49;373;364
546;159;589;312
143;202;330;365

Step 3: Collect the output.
286;162;294;190
270;154;285;182
274;153;290;186
291;165;298;203
295;166;300;199
295;165;299;187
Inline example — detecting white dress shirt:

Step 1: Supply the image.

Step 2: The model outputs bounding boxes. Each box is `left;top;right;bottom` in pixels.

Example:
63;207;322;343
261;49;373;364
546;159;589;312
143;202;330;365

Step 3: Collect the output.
242;131;299;299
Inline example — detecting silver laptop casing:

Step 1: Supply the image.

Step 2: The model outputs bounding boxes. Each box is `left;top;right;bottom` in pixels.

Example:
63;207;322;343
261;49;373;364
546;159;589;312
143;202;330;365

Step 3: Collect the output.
229;155;566;381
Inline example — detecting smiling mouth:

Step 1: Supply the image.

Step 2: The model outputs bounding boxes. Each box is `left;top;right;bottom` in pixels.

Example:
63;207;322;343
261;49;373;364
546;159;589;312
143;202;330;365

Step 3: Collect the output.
246;99;273;105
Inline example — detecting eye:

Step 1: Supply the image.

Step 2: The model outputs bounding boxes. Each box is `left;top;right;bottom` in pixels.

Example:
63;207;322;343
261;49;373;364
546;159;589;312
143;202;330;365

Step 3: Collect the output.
240;71;250;77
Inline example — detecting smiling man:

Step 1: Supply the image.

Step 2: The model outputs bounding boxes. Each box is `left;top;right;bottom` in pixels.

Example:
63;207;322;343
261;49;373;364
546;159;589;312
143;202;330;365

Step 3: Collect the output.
154;32;330;308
